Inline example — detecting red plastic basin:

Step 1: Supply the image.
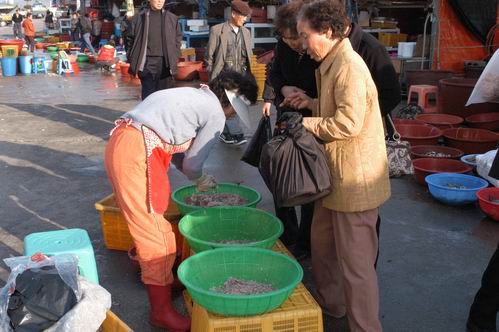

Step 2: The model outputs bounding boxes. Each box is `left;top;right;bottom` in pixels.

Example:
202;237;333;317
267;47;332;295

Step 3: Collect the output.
415;114;464;129
198;67;209;82
175;61;203;81
395;124;443;146
120;63;130;76
465;113;499;131
443;128;499;154
476;187;499;221
412;158;473;185
410;145;464;160
0;39;24;54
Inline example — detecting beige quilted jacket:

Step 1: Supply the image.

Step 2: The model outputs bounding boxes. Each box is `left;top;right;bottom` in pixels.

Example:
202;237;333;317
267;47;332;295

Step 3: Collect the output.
302;38;391;212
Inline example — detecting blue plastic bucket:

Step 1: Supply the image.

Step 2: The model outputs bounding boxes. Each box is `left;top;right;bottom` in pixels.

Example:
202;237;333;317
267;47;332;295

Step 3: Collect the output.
19;55;33;75
1;57;17;77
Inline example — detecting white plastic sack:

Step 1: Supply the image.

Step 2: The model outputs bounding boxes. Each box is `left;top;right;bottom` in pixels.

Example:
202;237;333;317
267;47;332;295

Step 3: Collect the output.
0;254;81;332
477;149;499;187
466;50;499;106
45;277;111;332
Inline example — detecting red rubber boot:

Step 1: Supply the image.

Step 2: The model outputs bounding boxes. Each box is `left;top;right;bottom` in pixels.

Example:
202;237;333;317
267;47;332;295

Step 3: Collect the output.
145;284;191;331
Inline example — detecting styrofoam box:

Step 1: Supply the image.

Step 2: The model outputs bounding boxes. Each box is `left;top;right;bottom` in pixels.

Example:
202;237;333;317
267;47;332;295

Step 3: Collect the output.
190;26;209;32
187;19;207;26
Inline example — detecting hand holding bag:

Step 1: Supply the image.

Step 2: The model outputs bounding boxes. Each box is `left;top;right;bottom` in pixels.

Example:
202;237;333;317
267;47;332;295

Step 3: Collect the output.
386;114;414;177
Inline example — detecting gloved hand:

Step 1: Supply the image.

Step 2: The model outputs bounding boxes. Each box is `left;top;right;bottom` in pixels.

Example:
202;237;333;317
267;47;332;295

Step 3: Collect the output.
196;174;217;192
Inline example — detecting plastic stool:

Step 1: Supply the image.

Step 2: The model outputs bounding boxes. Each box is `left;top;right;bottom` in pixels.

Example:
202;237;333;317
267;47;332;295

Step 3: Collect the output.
32;57;47;74
408;84;439;113
57;51;73;75
24;228;99;284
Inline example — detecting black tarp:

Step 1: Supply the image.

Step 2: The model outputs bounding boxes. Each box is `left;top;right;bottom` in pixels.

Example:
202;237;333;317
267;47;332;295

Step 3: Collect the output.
448;0;498;44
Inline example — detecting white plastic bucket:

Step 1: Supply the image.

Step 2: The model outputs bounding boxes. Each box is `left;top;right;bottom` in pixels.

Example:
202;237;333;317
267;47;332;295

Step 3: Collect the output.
398;42;417;58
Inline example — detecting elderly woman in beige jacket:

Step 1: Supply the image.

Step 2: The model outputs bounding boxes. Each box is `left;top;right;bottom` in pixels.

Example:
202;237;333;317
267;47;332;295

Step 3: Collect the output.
282;1;391;331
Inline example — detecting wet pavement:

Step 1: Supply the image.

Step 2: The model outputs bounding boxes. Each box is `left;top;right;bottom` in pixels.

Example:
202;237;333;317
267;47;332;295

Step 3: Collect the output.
0;64;498;332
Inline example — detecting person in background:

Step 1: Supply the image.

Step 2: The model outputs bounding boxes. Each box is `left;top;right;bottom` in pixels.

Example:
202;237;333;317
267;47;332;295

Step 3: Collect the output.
467;151;499;332
22;12;35;52
281;1;390;330
96;40;118;71
44;10;54;33
70;12;80;42
206;0;253;145
105;70;258;331
261;0;318;259
12;9;23;40
91;16;102;49
125;0;182;100
79;12;97;56
121;12;133;51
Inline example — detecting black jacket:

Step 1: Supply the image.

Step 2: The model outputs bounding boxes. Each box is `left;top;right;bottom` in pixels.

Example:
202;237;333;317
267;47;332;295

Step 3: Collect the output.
12;13;23;23
348;23;401;116
125;8;182;76
265;23;401;117
267;38;319;116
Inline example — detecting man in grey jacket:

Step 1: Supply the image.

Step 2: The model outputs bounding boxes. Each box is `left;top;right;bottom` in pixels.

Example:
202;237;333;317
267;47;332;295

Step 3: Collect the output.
206;0;253;145
125;0;182;100
79;13;96;56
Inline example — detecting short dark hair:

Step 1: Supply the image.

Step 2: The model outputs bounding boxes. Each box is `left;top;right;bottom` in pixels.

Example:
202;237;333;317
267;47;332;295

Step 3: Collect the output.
274;0;306;37
208;70;258;108
298;0;350;39
26;12;32;17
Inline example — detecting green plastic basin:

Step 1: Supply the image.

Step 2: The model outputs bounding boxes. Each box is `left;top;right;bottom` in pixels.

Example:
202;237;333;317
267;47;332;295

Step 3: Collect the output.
77;54;89;62
47;46;58;52
179;207;283;253
171;183;261;215
178;247;303;316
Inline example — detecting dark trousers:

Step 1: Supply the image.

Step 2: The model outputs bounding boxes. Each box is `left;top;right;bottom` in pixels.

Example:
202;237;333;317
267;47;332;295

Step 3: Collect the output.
469;241;499;329
275;202;314;251
139;56;173;100
25;36;34;52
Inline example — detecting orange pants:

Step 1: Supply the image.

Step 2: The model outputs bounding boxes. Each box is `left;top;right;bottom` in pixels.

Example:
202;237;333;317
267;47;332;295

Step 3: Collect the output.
104;125;176;286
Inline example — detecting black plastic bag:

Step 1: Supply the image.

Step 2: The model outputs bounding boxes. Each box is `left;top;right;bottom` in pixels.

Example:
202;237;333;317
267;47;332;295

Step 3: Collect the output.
241;115;272;167
259;112;331;207
7;266;78;332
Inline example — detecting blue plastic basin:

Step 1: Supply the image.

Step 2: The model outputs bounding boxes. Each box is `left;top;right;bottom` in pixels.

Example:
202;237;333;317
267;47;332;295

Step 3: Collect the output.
425;173;489;205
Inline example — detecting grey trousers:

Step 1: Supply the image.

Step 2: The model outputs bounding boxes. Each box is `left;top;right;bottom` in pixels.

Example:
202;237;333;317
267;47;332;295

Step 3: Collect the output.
223;115;243;136
13;23;22;39
80;32;96;56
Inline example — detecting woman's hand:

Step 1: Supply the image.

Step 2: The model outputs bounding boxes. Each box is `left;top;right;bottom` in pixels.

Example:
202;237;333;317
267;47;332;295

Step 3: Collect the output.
281;86;305;98
262;102;272;116
280;91;312;110
196;174;217;192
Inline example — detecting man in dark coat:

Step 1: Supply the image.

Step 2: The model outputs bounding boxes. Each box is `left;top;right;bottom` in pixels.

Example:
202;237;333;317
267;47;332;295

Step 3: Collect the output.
12;9;24;40
125;0;182;100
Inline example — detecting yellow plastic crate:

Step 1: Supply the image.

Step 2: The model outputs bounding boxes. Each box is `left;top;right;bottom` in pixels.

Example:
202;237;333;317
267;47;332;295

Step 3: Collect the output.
95;194;183;251
1;45;18;58
99;310;133;332
184;240;323;332
378;32;407;47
